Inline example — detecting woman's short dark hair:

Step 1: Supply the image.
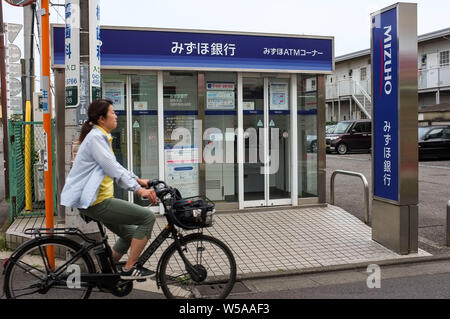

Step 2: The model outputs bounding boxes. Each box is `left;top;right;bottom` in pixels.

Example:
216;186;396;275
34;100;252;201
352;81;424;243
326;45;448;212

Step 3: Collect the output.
79;98;113;143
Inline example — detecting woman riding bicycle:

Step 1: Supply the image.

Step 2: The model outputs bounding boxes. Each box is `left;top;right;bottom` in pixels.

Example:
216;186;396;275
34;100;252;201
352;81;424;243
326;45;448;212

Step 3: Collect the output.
61;98;158;280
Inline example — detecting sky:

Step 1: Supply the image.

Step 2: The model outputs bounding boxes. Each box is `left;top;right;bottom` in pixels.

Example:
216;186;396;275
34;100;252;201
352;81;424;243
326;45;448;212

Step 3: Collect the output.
3;0;450;58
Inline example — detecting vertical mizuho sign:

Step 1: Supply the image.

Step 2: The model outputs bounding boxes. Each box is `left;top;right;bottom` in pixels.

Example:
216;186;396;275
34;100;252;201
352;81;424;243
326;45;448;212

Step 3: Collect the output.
372;7;399;202
371;3;418;255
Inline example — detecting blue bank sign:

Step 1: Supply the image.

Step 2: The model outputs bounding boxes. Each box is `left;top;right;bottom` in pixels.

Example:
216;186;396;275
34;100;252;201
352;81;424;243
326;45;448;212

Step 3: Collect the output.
372;7;399;202
52;26;333;72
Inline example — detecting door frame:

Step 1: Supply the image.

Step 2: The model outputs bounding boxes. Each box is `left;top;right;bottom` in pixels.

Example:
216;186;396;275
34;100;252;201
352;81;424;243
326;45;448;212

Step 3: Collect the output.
239;73;297;209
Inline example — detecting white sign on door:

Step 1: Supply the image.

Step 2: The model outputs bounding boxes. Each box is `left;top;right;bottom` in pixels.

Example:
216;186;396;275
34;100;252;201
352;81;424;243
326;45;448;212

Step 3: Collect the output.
270;82;289;111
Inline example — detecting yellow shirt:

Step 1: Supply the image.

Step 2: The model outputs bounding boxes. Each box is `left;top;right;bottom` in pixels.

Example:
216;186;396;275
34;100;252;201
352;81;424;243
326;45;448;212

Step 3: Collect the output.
91;125;114;206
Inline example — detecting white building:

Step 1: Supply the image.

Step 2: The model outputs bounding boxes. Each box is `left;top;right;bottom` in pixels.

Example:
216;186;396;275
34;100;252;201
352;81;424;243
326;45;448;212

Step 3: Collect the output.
326;27;450;123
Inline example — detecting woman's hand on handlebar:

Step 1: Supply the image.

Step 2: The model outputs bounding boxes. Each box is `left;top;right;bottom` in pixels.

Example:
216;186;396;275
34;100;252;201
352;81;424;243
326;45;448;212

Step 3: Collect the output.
137;178;150;188
136;187;158;204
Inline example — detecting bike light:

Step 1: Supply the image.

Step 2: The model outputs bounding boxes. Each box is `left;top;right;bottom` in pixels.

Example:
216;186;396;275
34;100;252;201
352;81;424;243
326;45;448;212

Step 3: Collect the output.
3;258;8;268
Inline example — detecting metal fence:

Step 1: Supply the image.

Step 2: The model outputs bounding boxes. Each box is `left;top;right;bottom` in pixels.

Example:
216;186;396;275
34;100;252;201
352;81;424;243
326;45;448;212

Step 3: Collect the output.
8;120;57;221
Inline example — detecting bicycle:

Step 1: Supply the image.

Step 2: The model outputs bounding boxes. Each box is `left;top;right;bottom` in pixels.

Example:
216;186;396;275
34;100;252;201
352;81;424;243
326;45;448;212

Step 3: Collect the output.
2;180;237;299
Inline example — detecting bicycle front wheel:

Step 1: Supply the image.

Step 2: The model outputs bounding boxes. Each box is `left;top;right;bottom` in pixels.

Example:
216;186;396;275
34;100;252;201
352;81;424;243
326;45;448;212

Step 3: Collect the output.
158;233;236;299
4;237;96;299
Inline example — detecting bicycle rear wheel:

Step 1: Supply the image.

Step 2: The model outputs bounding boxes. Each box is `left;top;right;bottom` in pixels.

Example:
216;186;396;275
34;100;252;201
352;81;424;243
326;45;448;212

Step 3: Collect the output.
4;237;96;299
158;233;236;299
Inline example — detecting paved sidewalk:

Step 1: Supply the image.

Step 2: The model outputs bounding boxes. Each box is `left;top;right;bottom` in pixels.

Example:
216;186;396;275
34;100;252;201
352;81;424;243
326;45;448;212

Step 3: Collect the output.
6;204;431;280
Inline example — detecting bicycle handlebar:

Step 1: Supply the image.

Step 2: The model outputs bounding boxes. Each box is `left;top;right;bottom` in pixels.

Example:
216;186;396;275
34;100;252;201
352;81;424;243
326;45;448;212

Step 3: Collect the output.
146;179;177;200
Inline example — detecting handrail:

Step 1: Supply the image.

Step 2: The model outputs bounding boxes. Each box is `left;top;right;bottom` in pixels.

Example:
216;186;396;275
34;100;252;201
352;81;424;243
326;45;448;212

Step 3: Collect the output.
330;170;370;224
447;201;450;247
352;79;372;103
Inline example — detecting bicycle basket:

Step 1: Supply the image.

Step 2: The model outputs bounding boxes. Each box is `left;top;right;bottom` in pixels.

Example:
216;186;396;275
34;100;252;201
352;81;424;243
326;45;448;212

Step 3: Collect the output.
170;196;215;230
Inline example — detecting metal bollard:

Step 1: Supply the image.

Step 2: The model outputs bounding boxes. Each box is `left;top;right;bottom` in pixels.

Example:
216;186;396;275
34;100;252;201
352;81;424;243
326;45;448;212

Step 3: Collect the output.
330;169;370;224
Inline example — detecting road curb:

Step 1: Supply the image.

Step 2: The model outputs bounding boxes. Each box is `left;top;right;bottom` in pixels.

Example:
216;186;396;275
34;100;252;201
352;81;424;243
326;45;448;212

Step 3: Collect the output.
236;252;450;281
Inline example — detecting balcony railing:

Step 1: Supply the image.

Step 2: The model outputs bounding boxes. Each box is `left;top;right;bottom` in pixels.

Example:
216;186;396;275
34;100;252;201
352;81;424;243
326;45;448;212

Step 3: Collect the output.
326;79;370;100
419;66;450;90
326;66;450;100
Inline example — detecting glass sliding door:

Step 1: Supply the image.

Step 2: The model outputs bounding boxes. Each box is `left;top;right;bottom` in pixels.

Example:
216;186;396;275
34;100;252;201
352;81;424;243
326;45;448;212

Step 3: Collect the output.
268;78;291;203
243;77;265;204
131;74;159;206
241;75;292;207
203;72;238;205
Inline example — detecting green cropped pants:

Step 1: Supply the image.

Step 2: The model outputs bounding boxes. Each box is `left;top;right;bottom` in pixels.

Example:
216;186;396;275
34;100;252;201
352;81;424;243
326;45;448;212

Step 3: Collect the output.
79;198;156;255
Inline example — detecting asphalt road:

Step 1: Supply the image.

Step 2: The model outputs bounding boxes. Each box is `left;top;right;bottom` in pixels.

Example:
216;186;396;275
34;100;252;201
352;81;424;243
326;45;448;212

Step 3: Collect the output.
326;152;450;250
235;272;450;299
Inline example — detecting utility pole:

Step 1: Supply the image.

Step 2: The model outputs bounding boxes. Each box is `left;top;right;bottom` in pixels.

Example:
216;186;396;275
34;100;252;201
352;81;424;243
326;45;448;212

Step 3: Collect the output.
23;3;35;212
0;1;10;200
40;0;55;267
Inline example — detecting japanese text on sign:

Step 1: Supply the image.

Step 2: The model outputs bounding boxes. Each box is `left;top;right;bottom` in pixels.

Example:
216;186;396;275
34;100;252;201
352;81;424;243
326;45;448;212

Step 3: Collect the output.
171;42;236;56
263;48;324;57
383;121;392;187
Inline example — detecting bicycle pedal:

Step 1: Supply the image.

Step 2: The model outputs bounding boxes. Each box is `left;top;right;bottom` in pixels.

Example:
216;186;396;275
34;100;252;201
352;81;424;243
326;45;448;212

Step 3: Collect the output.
136;278;147;282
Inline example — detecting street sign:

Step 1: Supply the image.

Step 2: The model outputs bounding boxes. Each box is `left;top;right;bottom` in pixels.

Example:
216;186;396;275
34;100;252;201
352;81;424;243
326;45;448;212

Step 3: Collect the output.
89;0;101;101
7;63;21;77
7;96;22;110
65;0;80;107
7;44;21;62
5;23;23;43
4;23;23;116
7;78;22;96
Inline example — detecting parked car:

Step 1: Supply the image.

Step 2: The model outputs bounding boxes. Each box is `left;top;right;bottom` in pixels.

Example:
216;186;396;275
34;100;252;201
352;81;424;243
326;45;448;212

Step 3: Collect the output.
418;125;450;160
306;125;335;152
326;124;336;134
327;120;372;155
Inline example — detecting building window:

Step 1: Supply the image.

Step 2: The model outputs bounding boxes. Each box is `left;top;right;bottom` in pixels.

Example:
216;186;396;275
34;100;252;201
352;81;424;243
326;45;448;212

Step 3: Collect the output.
440;50;449;67
360;67;367;81
421;54;427;69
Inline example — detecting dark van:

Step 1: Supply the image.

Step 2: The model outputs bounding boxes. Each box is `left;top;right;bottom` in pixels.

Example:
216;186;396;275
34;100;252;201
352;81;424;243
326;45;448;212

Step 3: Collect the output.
418;125;450;160
327;120;372;155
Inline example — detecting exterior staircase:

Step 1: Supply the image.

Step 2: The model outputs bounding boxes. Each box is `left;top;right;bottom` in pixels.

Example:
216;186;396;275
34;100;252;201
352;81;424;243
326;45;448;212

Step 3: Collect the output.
326;78;373;120
352;93;372;119
351;80;372;119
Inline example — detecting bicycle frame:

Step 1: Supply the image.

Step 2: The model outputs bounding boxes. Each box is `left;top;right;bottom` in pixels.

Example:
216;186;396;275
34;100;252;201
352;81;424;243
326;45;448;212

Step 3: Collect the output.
17;226;120;287
136;223;206;286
